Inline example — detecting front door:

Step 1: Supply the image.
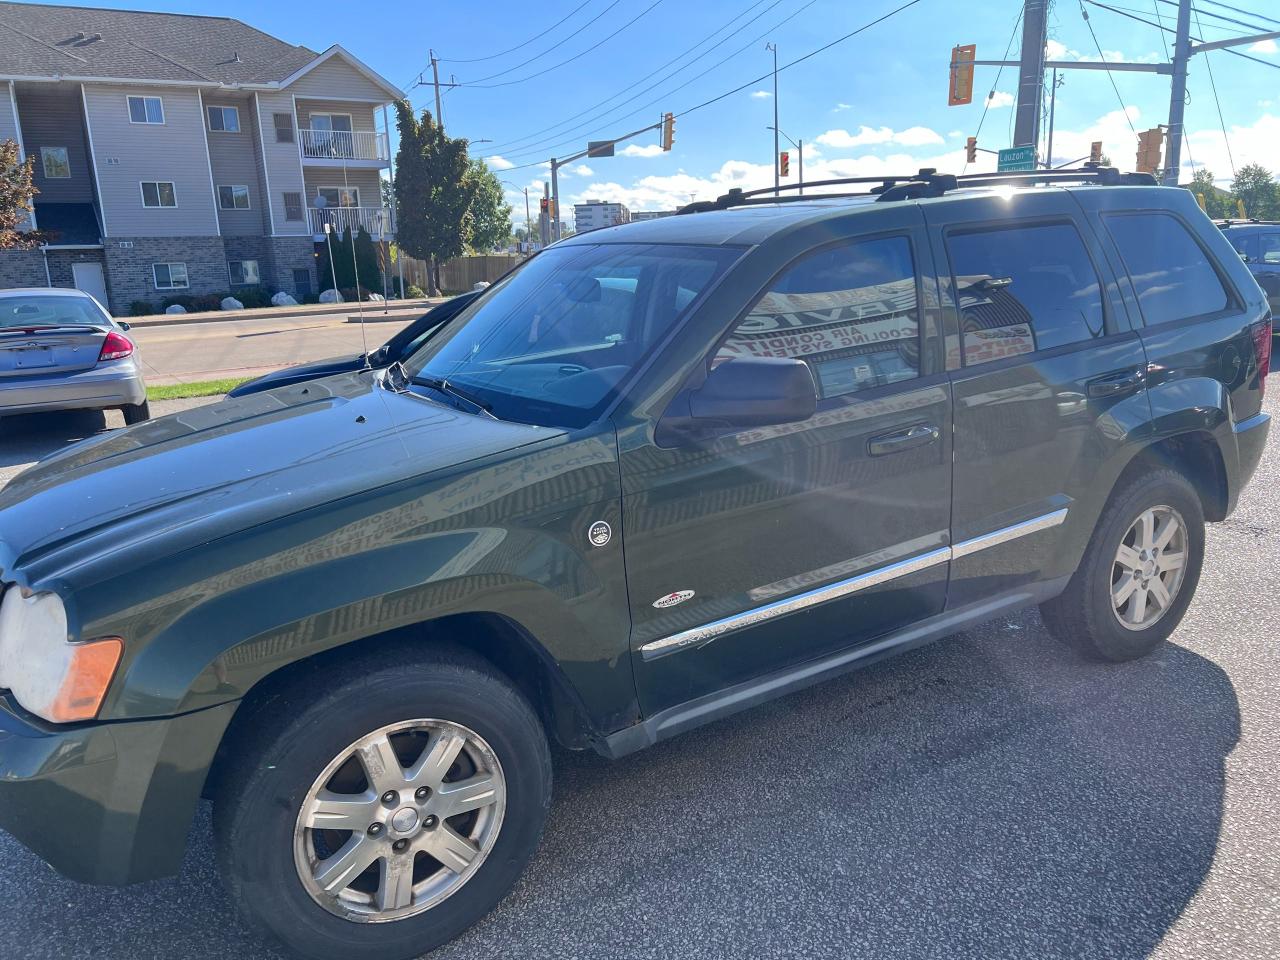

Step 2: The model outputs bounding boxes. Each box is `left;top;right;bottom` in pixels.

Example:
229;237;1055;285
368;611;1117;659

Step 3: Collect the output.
71;262;109;311
923;193;1147;609
619;221;953;716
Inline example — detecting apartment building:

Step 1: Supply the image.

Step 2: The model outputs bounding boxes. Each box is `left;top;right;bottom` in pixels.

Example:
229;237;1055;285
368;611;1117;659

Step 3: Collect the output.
573;200;630;234
0;2;401;313
630;210;675;222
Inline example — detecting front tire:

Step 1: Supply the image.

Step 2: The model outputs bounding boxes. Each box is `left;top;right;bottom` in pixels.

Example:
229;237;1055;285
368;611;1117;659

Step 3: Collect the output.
121;400;151;424
1040;468;1205;662
214;650;551;960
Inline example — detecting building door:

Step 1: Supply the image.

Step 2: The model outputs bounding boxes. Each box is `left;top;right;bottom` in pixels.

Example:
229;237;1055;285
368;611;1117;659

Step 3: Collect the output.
292;268;313;298
71;262;109;311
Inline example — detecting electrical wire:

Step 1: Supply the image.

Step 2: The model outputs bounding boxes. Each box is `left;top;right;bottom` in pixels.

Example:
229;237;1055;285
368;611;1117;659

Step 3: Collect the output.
438;0;596;63
494;0;925;172
1152;0;1170;58
1080;1;1139;138
485;0;783;155
964;5;1023;173
1082;0;1280;70
1193;5;1237;177
1161;0;1271;34
460;0;665;89
1196;0;1280;28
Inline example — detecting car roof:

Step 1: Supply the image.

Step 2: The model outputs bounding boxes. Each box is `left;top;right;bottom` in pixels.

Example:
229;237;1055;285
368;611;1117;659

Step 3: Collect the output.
0;286;98;299
557;183;1167;248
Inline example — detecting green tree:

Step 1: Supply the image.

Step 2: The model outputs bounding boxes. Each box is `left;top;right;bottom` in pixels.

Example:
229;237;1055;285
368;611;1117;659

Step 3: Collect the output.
393;100;472;295
466;159;513;252
353;227;383;295
1188;168;1233;219
0;140;43;249
1231;164;1279;220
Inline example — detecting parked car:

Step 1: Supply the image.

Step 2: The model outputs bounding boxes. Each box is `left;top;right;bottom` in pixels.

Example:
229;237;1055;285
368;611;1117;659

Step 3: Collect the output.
227;292;481;398
0;169;1269;960
1217;218;1280;330
0;287;149;423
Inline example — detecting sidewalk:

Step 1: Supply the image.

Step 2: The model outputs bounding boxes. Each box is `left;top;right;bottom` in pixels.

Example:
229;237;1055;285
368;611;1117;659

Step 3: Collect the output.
126;297;440;328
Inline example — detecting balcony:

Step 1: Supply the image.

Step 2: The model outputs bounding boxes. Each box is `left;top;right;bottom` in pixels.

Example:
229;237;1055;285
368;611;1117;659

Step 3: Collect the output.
299;129;390;165
309;206;394;239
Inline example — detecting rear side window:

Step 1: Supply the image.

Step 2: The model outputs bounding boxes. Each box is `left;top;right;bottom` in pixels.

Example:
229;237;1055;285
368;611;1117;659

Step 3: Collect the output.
1105;213;1229;325
946;222;1106;366
1261;233;1280;264
714;235;921;400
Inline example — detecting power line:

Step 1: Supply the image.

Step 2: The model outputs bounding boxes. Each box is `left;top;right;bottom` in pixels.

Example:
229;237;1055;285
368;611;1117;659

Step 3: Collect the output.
496;0;925;172
439;0;595;64
1083;0;1280;70
1152;0;1171;58
1197;0;1280;28
964;5;1024;173
447;1;624;86
485;0;783;155
460;0;665;89
1079;1;1138;138
1162;0;1271;34
498;0;826;161
1193;5;1236;178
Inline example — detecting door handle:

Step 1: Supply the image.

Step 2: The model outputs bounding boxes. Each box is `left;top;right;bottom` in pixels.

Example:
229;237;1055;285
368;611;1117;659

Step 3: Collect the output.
1087;369;1145;398
867;422;940;457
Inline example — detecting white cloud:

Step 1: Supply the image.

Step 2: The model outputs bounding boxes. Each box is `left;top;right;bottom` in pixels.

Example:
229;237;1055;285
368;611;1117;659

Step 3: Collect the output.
485;155;514;170
1046;39;1076;60
815;125;944;148
833;102;852;112
572;164;594;177
750;90;772;99
986;90;1015;108
1250;38;1277;54
947;129;963;138
621;143;664;158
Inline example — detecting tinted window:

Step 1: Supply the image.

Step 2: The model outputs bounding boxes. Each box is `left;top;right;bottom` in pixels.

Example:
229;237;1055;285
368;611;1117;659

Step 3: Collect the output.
1224;231;1256;261
714;236;920;400
947;223;1106;366
0;295;109;329
408;243;741;428
1261;234;1280;265
1105;213;1229;325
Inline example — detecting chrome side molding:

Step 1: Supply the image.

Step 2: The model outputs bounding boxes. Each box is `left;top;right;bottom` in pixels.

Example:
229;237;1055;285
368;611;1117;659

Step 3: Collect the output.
640;508;1068;661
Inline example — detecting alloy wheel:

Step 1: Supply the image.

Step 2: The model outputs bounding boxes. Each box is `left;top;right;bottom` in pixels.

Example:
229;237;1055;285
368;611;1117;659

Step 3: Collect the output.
1110;504;1189;632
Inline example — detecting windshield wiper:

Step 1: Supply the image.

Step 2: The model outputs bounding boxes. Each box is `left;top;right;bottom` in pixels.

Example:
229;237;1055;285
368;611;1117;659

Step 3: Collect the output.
411;373;498;419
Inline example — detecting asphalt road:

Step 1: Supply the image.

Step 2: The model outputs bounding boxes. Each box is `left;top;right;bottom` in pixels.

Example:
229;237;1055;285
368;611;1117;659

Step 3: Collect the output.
0;392;1277;959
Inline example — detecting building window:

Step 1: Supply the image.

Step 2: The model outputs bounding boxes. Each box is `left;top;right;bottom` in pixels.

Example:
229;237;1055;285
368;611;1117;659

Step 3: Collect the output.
283;191;304;221
229;260;261;285
206;105;241;133
41;147;70;179
218;185;251;210
153;263;189;290
715;236;921;400
127;95;164;124
1104;213;1231;326
273;112;294;143
318;187;359;208
140;181;178;208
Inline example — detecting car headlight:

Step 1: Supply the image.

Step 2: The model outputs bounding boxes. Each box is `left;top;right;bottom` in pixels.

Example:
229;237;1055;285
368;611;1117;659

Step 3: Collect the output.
0;587;122;723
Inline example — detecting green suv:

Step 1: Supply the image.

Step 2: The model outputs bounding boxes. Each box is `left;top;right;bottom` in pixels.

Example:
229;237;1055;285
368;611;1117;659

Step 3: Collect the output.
0;169;1270;960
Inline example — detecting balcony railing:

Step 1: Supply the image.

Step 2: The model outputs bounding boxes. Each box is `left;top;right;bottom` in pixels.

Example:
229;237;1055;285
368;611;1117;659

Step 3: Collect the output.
309;206;394;237
299;129;389;162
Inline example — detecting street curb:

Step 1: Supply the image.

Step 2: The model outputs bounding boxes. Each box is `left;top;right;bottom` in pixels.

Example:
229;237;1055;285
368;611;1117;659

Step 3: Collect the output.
126;298;442;328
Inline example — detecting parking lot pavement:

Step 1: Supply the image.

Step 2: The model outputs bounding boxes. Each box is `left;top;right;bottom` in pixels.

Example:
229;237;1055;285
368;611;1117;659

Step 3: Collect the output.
0;392;1277;960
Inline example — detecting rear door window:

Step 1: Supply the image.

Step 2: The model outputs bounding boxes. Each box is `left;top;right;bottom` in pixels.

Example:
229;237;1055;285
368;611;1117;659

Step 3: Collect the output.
945;222;1107;366
1260;233;1280;265
1104;213;1230;325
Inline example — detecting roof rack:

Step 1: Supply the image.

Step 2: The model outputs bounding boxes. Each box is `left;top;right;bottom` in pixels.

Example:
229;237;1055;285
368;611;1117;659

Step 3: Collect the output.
675;165;1158;215
1216;218;1280;226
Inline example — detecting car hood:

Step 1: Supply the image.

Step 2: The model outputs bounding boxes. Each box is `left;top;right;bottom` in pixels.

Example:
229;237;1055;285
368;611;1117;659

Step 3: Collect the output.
0;371;561;576
228;354;367;396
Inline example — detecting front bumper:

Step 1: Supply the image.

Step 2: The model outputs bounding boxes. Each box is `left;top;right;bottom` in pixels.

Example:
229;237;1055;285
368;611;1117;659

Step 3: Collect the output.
0;359;146;415
0;695;236;885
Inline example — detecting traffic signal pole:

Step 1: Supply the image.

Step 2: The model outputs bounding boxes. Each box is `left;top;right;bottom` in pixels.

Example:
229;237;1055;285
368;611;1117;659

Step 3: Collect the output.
548;119;665;242
1163;0;1192;186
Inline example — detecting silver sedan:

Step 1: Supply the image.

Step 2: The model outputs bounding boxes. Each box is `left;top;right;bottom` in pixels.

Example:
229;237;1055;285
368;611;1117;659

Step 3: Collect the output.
0;288;149;423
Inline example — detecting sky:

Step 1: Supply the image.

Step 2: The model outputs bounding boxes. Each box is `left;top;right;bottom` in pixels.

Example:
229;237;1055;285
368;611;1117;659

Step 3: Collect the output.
28;0;1280;218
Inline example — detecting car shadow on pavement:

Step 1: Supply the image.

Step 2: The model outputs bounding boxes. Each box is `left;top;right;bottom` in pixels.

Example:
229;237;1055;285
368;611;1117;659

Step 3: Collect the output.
0;410;109;470
0;609;1239;960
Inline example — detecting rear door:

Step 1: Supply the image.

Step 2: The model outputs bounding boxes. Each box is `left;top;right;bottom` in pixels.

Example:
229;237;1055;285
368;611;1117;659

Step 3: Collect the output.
923;191;1148;608
1253;231;1280;313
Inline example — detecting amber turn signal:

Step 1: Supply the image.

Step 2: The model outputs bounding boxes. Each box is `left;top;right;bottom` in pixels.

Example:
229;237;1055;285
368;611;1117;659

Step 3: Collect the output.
48;637;123;723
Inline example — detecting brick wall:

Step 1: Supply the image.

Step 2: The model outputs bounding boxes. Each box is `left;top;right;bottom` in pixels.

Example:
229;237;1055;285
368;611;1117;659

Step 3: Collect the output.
0;249;49;289
267;237;318;298
101;236;227;311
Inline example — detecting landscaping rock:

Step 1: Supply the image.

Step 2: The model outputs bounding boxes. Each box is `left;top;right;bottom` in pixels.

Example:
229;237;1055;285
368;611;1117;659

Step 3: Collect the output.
220;297;244;311
319;288;344;303
472;281;491;291
164;304;187;314
271;292;299;307
367;293;385;302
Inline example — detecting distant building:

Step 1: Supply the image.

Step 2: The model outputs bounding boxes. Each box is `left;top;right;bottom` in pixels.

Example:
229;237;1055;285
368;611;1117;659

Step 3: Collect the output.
630;210;676;221
573;200;630;234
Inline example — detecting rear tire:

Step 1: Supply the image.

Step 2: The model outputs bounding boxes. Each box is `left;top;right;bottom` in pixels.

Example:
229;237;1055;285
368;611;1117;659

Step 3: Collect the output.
214;650;552;960
121;400;151;424
1040;468;1204;662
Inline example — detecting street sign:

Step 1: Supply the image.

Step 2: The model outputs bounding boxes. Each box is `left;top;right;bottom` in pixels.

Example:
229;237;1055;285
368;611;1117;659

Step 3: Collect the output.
997;146;1037;171
587;140;615;158
948;44;976;106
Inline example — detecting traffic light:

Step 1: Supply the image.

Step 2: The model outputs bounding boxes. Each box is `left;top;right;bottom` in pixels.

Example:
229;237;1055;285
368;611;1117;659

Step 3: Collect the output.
965;136;977;163
779;151;790;177
661;112;675;151
1136;127;1164;175
1089;140;1103;163
539;197;548;214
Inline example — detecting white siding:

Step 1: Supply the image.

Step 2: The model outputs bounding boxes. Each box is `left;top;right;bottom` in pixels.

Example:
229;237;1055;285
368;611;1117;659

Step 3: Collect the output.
286;57;395;102
257;90;308;236
82;84;219;238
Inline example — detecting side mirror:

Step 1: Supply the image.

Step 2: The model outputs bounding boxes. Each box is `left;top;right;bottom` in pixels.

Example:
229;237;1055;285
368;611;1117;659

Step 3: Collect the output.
660;357;816;444
117;321;131;331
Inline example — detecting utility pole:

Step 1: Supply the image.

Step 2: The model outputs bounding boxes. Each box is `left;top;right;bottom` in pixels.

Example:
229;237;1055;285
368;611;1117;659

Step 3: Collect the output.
524;187;532;250
1044;70;1063;168
767;42;779;196
1163;0;1192;185
430;50;445;129
551;158;561;242
1013;0;1048;149
541;182;550;246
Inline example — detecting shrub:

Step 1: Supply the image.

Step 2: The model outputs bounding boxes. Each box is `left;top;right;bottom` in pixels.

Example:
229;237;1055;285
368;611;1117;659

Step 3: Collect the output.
301;293;321;304
234;285;272;309
406;284;426;299
128;299;154;316
161;294;195;311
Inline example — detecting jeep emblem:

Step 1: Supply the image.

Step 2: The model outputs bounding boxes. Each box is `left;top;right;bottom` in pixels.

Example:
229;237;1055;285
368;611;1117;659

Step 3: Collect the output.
652;590;695;609
588;521;612;547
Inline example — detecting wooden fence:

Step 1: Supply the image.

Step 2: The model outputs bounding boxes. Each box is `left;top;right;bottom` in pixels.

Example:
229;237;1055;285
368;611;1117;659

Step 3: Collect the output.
397;254;525;293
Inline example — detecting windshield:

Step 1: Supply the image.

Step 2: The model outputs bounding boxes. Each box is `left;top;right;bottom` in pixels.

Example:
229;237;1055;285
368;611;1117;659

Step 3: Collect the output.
404;242;741;428
0;294;110;329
